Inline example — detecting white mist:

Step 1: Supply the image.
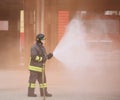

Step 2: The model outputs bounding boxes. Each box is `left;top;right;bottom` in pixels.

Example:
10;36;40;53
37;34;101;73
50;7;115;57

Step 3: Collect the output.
53;17;93;69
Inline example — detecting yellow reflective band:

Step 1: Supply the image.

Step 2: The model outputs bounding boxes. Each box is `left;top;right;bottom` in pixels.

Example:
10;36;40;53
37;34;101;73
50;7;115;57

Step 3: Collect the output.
35;56;39;61
29;83;36;88
29;66;43;72
35;56;42;62
40;84;43;88
40;83;47;88
39;57;42;61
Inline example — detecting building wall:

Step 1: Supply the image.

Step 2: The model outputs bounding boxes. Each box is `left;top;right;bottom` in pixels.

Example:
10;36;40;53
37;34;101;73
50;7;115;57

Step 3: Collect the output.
0;6;20;68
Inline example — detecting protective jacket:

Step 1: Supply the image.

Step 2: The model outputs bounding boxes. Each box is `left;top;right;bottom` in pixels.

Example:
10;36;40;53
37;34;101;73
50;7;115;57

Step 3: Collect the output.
29;42;48;72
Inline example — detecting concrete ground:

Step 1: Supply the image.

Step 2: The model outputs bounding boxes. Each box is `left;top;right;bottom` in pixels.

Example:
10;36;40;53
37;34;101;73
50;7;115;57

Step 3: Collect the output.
0;49;120;100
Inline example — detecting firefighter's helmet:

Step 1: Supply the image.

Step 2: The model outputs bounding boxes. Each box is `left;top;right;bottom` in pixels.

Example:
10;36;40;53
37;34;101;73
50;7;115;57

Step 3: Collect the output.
36;33;45;42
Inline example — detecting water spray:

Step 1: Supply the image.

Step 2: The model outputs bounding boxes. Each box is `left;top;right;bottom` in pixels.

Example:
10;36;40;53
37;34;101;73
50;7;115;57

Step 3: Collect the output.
53;17;93;70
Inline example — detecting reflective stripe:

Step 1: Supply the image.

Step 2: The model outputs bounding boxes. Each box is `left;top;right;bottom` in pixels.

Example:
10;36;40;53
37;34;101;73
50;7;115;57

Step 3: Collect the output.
35;56;39;60
35;56;42;62
40;83;47;88
29;65;43;72
39;57;42;61
29;83;36;88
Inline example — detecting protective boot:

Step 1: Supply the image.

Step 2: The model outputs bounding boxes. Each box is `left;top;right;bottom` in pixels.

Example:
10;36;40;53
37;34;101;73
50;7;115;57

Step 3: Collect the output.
28;88;37;97
40;88;52;97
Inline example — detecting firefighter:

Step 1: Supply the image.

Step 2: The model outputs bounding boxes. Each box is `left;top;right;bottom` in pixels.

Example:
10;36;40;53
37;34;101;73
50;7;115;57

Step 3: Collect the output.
28;33;53;97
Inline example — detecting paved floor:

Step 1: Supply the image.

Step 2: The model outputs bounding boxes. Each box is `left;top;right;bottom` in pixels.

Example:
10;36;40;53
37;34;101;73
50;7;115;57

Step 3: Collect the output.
0;49;120;100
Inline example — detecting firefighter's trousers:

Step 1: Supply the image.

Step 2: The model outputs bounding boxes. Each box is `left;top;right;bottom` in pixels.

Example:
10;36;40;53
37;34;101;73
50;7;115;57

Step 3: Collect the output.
28;70;47;95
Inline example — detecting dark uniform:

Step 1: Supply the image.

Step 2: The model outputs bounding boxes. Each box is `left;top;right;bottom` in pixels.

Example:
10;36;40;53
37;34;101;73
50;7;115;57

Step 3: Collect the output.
28;33;53;97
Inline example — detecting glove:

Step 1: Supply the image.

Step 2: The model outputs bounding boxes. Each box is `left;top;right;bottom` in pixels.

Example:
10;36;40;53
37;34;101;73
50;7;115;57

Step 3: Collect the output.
47;53;53;59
